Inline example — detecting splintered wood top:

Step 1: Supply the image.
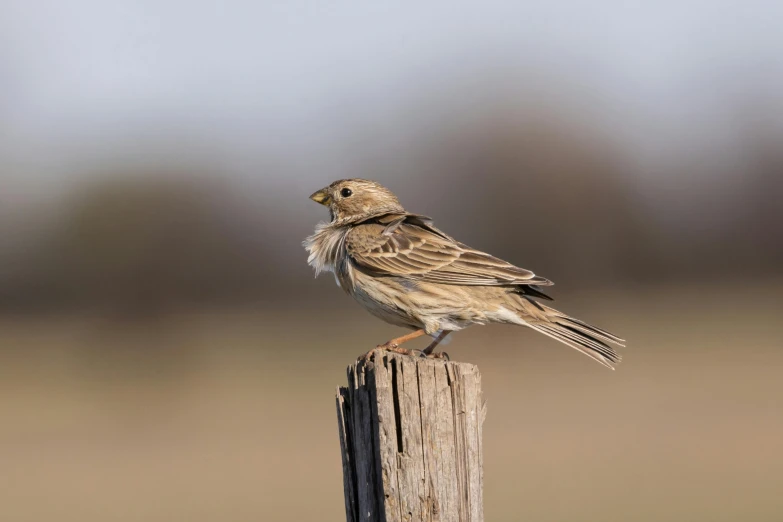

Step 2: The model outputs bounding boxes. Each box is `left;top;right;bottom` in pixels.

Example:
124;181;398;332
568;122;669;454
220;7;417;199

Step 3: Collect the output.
337;350;485;522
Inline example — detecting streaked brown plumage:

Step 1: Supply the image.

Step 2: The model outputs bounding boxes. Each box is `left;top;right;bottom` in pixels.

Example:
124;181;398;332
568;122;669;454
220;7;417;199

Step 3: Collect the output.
304;179;624;368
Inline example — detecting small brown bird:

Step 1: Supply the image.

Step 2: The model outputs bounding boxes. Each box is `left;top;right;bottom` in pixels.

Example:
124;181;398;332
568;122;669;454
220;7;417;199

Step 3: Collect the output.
304;179;624;368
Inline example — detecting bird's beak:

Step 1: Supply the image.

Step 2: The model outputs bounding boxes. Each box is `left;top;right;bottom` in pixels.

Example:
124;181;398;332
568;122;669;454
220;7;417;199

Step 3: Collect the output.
309;189;332;206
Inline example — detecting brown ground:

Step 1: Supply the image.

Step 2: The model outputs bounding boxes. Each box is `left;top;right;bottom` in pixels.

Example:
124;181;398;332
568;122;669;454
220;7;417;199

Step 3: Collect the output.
1;283;782;521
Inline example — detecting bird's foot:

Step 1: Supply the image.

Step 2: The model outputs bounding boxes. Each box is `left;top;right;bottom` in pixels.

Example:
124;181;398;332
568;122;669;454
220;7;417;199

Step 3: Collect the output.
358;347;383;364
427;351;450;361
358;343;451;364
358;342;443;363
382;344;449;360
358;343;404;363
378;342;422;358
409;349;450;361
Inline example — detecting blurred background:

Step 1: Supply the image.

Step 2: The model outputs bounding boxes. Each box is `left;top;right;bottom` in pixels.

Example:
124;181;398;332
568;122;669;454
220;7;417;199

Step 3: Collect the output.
2;1;782;521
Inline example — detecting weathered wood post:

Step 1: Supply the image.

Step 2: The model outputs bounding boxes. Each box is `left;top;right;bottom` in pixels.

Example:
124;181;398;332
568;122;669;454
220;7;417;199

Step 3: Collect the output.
336;349;486;522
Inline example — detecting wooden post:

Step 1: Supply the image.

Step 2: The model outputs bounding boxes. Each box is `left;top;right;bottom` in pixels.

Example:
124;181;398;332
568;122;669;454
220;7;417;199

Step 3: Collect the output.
336;350;486;522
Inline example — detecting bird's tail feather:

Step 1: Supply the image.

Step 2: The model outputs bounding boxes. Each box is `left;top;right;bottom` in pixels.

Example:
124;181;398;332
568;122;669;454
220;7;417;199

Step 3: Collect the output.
525;304;624;370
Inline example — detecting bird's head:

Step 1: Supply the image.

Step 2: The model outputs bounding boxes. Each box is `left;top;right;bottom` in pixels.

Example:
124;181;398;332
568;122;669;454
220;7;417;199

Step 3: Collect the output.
309;179;405;222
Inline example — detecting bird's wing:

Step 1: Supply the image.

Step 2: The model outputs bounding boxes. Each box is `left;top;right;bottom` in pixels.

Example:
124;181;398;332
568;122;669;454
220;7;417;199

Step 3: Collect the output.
346;214;552;287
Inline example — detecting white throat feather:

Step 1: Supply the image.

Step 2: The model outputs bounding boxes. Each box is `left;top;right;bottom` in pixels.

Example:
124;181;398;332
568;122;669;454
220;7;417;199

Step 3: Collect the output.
303;222;350;276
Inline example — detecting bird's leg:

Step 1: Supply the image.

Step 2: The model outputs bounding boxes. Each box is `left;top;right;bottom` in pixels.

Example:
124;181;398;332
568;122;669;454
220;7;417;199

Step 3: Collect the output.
359;329;427;362
378;329;427;354
422;330;452;359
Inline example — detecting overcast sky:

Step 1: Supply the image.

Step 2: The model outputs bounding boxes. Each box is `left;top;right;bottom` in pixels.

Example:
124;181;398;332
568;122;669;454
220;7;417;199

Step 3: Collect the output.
2;0;782;190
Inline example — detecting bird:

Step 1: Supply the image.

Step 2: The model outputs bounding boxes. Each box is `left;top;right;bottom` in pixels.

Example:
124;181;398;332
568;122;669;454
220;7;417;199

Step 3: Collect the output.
304;179;624;369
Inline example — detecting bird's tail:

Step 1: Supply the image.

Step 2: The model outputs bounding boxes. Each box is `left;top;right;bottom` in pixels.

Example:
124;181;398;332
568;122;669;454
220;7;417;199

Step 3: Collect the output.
520;302;625;369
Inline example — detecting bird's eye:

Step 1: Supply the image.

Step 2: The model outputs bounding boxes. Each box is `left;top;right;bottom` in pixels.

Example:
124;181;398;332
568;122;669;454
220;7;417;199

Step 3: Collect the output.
341;188;353;197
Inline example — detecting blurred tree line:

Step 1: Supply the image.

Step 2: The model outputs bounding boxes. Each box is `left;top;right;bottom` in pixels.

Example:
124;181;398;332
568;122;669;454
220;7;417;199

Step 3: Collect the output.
1;100;781;317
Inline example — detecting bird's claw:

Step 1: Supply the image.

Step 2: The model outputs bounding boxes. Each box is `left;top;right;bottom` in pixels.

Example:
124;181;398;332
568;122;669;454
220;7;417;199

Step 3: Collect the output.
358;344;450;363
358;342;402;364
410;349;449;361
358;347;381;364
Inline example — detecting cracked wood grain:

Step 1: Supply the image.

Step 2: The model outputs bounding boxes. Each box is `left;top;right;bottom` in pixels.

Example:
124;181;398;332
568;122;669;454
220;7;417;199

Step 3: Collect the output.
336;350;485;522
